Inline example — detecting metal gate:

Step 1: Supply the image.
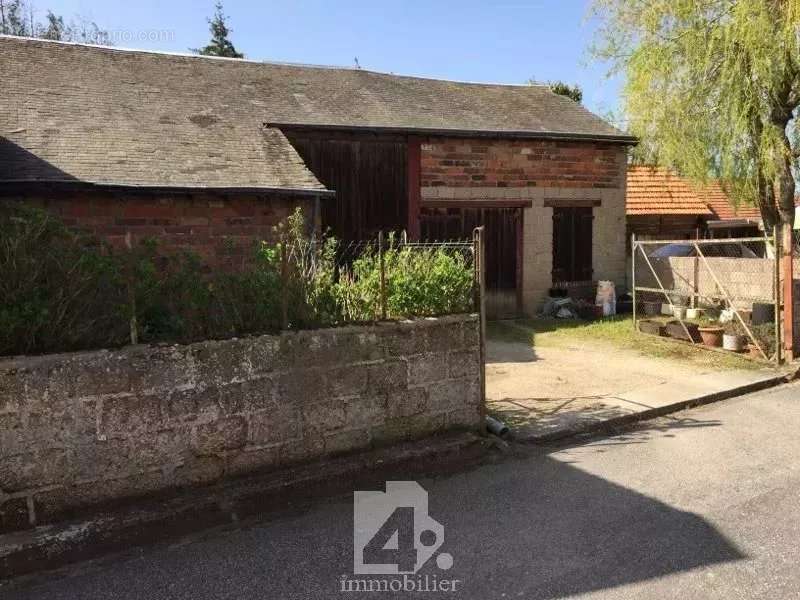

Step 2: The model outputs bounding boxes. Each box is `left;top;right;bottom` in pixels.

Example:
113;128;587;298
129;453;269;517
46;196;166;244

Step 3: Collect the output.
631;234;782;363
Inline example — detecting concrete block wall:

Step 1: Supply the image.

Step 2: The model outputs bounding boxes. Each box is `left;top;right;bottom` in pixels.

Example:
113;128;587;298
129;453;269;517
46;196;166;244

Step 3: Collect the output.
0;315;481;533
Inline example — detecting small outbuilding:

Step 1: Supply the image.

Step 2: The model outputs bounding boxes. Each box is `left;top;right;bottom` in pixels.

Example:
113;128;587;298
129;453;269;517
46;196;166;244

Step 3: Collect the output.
1;36;635;317
626;166;763;242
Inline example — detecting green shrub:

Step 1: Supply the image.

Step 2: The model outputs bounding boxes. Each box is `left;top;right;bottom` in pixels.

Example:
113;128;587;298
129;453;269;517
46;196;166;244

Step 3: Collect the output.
0;206;474;356
0;206;128;355
338;234;474;321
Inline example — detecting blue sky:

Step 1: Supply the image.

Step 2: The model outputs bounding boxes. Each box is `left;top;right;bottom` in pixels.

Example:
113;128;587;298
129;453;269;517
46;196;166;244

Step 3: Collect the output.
38;0;622;118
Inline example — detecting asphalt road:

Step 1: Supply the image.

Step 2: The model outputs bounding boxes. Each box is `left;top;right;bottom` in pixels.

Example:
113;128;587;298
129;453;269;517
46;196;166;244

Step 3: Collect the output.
4;382;800;599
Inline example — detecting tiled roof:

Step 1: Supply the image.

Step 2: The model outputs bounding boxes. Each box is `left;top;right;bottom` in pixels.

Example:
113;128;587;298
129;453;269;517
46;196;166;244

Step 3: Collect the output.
697;181;761;221
626;166;713;216
0;36;632;190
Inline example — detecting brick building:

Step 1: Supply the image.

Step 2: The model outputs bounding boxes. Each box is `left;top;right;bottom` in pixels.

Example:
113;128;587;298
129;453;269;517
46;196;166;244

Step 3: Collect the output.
1;36;634;316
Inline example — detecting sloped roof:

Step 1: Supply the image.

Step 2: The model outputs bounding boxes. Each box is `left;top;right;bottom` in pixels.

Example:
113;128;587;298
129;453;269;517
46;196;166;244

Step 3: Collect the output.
0;36;633;190
0;36;328;192
697;181;761;221
626;166;713;216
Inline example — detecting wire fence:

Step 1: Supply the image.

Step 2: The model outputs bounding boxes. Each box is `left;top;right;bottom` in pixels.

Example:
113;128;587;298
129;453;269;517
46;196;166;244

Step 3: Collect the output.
632;235;781;362
275;232;480;330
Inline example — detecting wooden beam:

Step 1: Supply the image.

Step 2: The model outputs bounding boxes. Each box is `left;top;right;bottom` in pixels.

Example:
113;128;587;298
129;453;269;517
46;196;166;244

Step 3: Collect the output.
516;208;524;314
407;136;421;240
543;198;602;208
421;199;533;209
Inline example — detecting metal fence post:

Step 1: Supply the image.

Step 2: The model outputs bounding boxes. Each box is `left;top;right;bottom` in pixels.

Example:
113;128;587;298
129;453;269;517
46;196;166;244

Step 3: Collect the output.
473;226;487;435
378;231;387;321
280;234;289;330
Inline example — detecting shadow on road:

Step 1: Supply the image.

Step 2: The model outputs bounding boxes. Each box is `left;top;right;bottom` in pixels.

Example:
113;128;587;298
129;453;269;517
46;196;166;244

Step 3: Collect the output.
4;447;746;600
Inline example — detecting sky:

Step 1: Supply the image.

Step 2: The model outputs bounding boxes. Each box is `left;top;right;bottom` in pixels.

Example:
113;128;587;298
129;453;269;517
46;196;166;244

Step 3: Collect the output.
34;0;623;119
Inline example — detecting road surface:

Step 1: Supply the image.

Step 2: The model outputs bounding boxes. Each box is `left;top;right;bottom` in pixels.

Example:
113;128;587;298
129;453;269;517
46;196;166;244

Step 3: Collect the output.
4;382;800;599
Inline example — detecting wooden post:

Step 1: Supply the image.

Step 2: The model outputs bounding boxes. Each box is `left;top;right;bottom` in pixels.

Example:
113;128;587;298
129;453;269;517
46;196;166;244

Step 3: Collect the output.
774;226;783;364
378;231;387;321
783;230;795;361
474;227;487;435
406;136;421;240
631;233;637;332
280;235;289;330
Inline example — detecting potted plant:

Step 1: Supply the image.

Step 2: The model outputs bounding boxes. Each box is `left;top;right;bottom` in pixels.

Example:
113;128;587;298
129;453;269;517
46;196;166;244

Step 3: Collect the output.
722;321;746;352
697;320;724;347
672;296;688;320
686;305;702;320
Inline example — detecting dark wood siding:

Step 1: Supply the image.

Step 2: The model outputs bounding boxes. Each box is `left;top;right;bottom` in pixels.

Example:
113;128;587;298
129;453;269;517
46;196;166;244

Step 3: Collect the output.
553;206;593;283
283;130;407;241
420;206;522;318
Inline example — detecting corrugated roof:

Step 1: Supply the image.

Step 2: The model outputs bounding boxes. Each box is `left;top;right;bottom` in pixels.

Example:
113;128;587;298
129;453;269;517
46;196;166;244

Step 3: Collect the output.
626;166;713;216
0;36;633;190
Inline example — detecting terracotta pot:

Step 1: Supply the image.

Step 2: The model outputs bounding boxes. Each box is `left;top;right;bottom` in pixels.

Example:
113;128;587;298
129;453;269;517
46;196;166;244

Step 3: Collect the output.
698;326;724;347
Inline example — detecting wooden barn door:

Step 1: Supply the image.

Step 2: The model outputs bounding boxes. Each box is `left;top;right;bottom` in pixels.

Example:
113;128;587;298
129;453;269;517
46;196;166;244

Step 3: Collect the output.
420;206;522;319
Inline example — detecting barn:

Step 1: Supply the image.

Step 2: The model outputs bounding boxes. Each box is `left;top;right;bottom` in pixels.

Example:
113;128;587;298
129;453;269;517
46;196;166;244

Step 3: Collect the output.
0;36;634;317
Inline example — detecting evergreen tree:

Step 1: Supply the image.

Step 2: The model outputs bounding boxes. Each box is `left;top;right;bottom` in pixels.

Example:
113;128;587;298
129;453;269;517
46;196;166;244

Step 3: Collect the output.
193;1;243;59
528;78;583;104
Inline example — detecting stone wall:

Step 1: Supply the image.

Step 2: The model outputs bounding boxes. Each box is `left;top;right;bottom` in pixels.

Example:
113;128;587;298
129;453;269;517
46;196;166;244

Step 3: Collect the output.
0;189;318;270
0;315;481;533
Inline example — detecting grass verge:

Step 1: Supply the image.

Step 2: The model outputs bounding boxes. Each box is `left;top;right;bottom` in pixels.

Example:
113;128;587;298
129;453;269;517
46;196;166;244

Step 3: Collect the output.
489;316;764;371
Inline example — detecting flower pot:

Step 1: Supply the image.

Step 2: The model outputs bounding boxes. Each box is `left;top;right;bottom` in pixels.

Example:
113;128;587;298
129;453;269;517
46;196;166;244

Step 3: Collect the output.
686;308;702;320
672;306;687;320
698;326;724;347
723;333;745;352
660;303;673;316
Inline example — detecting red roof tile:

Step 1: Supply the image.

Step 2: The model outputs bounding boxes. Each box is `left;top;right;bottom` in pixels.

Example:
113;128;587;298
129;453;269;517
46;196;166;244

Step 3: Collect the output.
626;166;713;216
626;166;763;221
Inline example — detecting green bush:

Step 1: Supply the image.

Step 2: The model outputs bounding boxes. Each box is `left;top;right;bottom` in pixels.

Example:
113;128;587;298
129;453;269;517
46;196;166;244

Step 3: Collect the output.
0;206;128;355
338;235;474;321
0;206;474;356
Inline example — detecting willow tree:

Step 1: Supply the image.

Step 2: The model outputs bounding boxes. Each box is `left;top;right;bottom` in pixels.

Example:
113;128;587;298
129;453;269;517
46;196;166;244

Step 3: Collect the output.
592;0;800;245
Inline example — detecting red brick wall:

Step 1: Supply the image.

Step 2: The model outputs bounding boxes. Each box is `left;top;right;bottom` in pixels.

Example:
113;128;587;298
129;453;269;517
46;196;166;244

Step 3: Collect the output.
1;189;315;270
420;138;624;189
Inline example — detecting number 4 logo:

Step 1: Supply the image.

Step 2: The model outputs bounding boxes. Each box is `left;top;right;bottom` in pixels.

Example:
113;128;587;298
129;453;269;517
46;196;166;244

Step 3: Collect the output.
353;481;453;575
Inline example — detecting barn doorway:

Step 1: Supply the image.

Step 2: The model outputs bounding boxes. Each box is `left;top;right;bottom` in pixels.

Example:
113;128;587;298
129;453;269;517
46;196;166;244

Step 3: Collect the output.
420;206;522;319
